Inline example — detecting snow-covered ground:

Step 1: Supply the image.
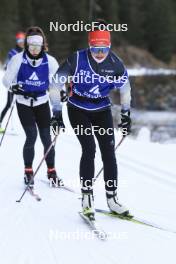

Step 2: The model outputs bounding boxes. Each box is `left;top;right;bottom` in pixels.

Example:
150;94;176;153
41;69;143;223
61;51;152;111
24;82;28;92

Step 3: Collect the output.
0;70;176;264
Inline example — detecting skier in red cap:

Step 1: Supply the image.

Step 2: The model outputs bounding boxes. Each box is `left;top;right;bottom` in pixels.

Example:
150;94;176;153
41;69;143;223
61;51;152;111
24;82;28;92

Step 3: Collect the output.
0;31;25;133
53;21;132;220
88;29;111;46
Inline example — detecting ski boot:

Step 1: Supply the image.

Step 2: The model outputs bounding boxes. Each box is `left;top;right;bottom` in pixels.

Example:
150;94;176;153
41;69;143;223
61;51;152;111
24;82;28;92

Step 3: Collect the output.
47;168;64;187
106;190;129;216
82;188;95;221
24;168;34;187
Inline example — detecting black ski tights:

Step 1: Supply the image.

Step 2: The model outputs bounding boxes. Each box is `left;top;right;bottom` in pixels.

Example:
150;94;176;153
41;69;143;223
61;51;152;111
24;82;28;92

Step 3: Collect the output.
16;102;55;168
67;105;118;192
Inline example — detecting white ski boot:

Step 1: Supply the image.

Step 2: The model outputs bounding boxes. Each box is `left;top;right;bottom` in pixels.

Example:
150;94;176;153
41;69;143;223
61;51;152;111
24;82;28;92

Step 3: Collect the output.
106;190;129;216
82;188;95;220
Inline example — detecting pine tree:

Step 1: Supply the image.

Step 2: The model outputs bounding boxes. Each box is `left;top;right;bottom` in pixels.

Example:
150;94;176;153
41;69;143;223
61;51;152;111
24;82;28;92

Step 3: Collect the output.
144;0;175;62
0;0;20;60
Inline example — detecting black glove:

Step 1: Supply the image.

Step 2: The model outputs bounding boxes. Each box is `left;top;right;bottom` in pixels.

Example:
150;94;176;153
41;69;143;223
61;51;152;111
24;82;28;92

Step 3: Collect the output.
50;111;65;132
119;109;131;136
60;90;68;102
11;84;24;95
11;84;37;101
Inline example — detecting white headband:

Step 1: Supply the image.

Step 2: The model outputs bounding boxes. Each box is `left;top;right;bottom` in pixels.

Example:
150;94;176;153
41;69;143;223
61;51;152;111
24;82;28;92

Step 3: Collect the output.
27;35;43;46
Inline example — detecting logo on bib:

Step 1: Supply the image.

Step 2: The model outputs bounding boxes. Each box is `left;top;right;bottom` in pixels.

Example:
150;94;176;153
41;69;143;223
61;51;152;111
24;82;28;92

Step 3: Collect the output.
89;85;100;95
25;71;45;86
29;72;39;81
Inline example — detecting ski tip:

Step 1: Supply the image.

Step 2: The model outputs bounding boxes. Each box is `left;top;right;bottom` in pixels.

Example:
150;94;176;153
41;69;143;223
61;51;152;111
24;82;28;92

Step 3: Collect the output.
16;200;21;203
79;212;108;241
99;233;108;241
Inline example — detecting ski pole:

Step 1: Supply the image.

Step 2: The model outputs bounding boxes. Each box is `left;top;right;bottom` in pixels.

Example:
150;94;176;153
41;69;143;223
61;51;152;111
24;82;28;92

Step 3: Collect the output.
0;98;16;147
93;135;126;183
16;134;58;203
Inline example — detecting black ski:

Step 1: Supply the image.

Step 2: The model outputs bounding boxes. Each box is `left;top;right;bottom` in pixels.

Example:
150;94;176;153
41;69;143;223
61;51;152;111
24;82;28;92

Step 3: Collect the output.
95;208;176;234
79;212;108;241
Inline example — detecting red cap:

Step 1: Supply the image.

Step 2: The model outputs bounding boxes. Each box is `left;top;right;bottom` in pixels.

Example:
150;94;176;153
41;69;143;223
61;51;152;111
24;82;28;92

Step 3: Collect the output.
16;32;25;40
88;30;111;46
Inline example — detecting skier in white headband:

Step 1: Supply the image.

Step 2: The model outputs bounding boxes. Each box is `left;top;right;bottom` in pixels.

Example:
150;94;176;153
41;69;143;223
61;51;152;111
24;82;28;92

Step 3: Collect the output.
3;26;65;188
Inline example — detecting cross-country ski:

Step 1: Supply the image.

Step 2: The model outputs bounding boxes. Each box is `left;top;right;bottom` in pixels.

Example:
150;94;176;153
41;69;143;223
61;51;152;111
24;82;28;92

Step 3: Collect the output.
95;209;176;234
